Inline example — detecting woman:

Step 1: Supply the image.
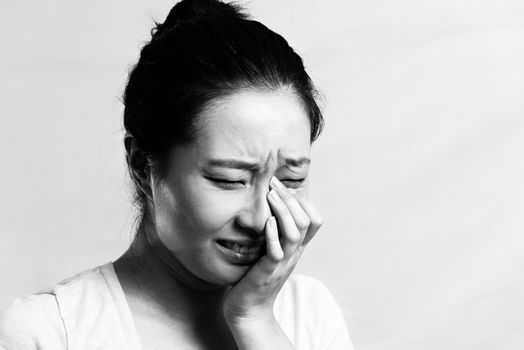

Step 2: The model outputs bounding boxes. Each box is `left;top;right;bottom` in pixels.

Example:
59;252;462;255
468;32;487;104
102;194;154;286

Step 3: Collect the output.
0;0;353;349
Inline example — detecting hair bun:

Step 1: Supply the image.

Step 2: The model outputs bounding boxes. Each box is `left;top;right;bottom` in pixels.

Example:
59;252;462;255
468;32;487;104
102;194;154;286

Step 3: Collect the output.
152;0;248;39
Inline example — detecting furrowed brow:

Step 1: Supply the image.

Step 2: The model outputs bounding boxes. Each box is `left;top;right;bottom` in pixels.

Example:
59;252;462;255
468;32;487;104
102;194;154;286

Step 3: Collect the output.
284;157;310;167
204;159;261;171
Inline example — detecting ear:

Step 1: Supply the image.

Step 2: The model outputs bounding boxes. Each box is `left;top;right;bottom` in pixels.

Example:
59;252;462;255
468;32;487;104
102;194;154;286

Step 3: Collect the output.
124;133;153;201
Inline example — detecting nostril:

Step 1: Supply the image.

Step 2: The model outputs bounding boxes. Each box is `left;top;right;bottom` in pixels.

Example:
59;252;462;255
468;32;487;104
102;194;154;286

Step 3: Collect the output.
235;192;272;232
233;218;265;238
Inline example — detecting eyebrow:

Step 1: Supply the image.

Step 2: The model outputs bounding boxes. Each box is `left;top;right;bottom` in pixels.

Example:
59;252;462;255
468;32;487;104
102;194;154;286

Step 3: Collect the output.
204;159;261;171
204;157;310;170
284;157;311;167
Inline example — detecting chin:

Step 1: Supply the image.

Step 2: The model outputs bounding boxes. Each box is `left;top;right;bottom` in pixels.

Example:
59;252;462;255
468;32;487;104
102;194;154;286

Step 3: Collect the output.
192;241;264;286
202;260;252;286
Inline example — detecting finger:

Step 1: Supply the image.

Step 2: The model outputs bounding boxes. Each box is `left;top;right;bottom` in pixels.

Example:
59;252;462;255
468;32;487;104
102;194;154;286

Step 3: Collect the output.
264;216;284;263
296;198;323;246
269;177;311;240
267;188;302;256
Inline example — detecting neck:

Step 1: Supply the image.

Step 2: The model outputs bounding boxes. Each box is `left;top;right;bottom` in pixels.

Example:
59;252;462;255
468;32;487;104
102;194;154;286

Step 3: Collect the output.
115;217;230;321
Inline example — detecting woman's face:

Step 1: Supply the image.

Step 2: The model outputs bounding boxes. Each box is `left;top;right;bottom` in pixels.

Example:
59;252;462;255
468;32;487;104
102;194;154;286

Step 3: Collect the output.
150;89;312;286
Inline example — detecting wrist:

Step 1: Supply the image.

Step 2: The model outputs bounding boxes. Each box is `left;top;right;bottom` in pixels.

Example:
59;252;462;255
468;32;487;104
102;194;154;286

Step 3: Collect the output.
227;315;294;350
224;309;275;328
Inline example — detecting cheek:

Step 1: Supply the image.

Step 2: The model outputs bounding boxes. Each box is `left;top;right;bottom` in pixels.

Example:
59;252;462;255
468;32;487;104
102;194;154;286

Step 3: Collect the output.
289;183;310;201
155;181;240;240
183;191;233;232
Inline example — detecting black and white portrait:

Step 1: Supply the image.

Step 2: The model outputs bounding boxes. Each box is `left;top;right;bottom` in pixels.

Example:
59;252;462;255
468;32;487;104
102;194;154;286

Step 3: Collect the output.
1;1;522;349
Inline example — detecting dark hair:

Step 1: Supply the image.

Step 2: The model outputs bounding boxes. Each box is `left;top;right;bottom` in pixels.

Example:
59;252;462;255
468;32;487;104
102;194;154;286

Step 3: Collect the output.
123;0;324;221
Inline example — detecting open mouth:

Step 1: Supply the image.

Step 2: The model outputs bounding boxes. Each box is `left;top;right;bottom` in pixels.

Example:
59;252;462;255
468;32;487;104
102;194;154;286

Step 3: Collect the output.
217;240;263;254
215;239;266;264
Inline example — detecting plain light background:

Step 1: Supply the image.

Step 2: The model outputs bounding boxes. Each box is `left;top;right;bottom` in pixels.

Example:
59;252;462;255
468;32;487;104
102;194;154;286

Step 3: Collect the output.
1;0;523;349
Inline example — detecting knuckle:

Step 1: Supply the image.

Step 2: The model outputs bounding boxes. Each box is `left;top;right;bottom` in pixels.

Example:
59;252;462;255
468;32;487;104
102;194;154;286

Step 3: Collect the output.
287;230;301;243
266;238;284;261
296;217;311;231
267;248;284;262
274;250;285;261
311;218;323;229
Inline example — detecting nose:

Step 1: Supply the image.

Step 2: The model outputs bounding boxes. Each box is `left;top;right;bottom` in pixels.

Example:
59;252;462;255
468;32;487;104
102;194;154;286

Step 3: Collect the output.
235;186;272;238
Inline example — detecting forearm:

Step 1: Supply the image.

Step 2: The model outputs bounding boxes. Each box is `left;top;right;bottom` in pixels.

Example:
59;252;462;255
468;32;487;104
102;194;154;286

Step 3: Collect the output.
227;316;294;350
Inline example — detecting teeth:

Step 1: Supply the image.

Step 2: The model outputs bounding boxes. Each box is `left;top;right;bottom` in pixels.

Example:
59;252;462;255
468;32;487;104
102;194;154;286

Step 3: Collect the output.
248;246;261;253
221;241;262;255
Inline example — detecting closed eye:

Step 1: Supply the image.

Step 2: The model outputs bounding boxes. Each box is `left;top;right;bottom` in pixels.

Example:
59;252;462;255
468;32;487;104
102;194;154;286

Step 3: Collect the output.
281;178;306;188
205;177;244;190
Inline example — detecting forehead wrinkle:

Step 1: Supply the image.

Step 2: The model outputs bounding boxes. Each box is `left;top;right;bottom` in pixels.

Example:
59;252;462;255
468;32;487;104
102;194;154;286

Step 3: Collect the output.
193;90;311;173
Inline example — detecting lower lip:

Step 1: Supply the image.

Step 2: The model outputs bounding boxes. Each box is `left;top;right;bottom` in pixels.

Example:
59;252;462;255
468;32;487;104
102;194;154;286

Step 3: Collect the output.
215;241;265;265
